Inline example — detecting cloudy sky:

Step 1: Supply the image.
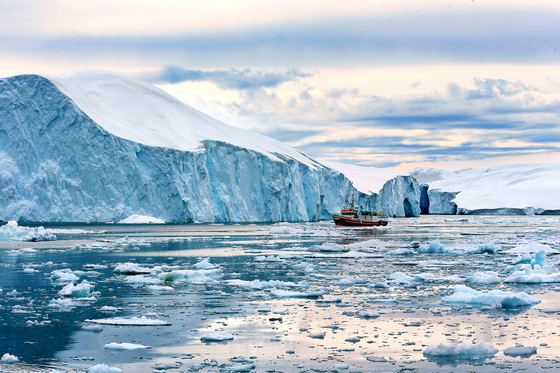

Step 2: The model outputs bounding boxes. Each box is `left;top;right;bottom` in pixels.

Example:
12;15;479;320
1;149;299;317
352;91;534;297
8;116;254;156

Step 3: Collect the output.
2;0;560;171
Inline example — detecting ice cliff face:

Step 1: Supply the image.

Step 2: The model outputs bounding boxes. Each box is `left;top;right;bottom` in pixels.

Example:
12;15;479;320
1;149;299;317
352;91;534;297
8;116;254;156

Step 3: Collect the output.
414;164;560;215
0;74;420;222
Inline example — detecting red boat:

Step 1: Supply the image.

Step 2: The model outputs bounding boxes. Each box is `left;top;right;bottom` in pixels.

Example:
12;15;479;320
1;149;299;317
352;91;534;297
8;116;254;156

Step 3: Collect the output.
332;195;388;227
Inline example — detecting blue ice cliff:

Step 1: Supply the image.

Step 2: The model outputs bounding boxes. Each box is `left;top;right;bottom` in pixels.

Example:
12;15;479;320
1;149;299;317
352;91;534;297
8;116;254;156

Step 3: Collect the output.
0;74;421;222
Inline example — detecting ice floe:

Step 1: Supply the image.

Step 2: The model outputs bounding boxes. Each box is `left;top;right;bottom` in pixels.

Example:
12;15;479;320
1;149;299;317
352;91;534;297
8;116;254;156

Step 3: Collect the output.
1;353;19;363
503;345;537;357
58;281;96;298
157;269;222;284
423;341;498;358
86;364;123;373
442;285;541;308
85;316;171;326
104;342;151;350
200;331;234;342
0;221;56;241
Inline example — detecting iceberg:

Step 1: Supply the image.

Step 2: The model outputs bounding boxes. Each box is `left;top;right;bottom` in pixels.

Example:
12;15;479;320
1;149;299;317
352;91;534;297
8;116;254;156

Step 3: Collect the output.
0;74;420;223
414;164;560;215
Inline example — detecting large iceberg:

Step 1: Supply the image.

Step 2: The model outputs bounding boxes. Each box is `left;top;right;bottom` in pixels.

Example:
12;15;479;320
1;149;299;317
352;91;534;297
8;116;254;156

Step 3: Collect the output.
412;164;560;215
0;74;420;222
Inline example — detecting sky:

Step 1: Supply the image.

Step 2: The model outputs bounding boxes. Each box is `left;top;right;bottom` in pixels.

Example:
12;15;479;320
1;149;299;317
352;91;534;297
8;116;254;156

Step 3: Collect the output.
2;0;560;171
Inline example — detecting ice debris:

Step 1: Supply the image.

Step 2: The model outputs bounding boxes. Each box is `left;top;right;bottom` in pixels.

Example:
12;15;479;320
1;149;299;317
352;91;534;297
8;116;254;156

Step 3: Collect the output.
503;346;537;357
423;341;498;358
1;353;19;363
85;316;171;326
0;221;56;241
58;281;96;297
200;331;234;342
418;240;455;254
104;342;151;350
86;364;123;373
442;285;541;308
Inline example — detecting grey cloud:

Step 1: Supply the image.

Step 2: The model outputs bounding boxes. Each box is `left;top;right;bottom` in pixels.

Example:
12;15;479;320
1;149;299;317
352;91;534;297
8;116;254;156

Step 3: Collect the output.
141;66;312;90
5;10;560;67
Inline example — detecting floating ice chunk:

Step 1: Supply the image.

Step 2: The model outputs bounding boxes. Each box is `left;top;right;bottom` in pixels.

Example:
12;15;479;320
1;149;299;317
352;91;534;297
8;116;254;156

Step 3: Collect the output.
388;249;415;256
503;346;537;357
268;226;305;235
505;242;557;254
104;342;151;350
465;271;501;284
147;285;175;293
86;364;123;373
200;331;234;342
465;242;498;254
366;356;387;362
58;281;95;298
331;277;368;286
357;310;380;318
254;255;284;262
84;264;108;270
193;258;216;269
334;363;349;370
512;252;533;265
388;272;415;282
442;285;540;308
0;221;56;241
418;240;455;254
220;363;255;372
345;336;360;343
308;242;349;252
125;275;164;285
82;325;103;332
113;263;152;275
1;353;19;363
117;214;165;224
23;267;38;273
6;248;38;254
157;269;222;284
270;289;325;298
51;269;80;282
86;316;171;326
372;281;389;288
48;298;76;310
424;341;497;358
99;306;120;312
504;264;560;283
308;332;325;339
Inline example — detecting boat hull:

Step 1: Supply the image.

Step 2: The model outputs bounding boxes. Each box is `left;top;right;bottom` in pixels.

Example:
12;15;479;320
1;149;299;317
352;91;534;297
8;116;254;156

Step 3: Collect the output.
333;215;388;226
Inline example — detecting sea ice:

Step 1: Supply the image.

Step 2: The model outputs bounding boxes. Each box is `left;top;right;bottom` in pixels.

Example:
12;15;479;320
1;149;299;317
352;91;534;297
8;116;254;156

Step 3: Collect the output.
104;342;151;350
157;269;222;284
505;242;558;254
465;271;501;284
418;240;456;254
504;264;560;283
85;316;171;326
503;346;537;357
1;353;19;363
0;221;56;241
193;258;216;269
86;364;123;373
50;269;80;282
58;281;96;297
442;285;541;308
423;341;498;358
465;242;498;254
113;262;153;274
270;289;325;298
200;331;234;342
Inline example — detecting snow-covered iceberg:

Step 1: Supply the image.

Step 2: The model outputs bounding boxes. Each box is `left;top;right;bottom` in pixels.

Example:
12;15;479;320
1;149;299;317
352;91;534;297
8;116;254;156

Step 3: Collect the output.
0;74;420;222
413;164;560;215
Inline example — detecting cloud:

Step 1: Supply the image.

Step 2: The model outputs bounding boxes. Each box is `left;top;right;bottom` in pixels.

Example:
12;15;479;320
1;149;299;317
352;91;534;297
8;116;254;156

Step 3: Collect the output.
140;66;312;90
4;10;560;68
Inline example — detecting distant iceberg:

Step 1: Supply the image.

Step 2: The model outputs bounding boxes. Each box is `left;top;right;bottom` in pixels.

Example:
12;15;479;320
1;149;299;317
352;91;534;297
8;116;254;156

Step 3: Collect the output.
411;164;560;215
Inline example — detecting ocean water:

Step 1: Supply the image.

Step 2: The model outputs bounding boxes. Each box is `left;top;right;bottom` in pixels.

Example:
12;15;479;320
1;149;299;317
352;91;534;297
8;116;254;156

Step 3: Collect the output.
1;216;560;372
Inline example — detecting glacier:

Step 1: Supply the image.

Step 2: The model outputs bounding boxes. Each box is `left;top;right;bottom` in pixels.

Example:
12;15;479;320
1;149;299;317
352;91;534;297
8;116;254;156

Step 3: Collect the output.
411;164;560;215
0;74;420;222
